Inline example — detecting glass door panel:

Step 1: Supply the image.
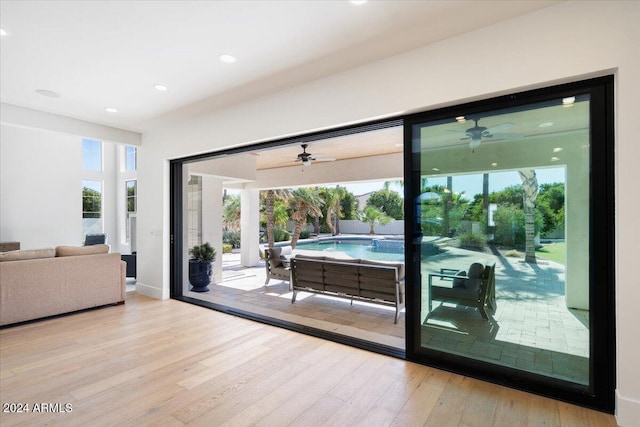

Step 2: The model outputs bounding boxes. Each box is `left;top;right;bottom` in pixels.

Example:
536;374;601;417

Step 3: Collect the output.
410;95;592;386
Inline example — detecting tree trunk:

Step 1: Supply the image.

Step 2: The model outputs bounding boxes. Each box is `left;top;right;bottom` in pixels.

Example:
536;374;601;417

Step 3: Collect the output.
442;176;453;237
290;222;303;249
325;206;335;235
482;173;489;210
519;170;539;264
290;207;308;249
266;190;275;250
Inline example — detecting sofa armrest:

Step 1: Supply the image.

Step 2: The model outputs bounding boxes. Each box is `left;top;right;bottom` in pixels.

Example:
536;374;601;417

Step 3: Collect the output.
120;260;127;302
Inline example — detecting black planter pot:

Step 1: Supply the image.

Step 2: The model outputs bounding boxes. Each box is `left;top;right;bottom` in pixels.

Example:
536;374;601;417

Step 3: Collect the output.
188;259;213;292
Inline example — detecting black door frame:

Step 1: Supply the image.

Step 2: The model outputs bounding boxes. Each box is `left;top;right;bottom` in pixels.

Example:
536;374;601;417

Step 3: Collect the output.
169;76;615;412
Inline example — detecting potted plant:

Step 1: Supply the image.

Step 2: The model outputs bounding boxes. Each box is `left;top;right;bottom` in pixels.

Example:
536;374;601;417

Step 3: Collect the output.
188;242;216;292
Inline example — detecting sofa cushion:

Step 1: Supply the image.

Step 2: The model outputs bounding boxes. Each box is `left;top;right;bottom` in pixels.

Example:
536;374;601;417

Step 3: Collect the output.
360;259;405;280
0;247;56;262
294;253;326;261
55;244;109;257
453;270;467;288
268;246;292;268
465;262;485;292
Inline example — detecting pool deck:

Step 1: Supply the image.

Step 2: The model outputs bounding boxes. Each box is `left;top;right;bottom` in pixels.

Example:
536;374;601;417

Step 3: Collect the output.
183;236;589;384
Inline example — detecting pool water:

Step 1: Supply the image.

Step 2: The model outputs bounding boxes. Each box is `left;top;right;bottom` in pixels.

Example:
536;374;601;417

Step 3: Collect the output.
295;239;405;262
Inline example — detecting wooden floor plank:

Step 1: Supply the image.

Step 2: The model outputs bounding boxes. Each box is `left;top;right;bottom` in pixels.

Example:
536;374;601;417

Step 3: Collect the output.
0;293;617;427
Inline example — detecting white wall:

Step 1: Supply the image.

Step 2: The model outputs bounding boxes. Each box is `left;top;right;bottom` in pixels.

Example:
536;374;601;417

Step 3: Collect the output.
135;2;639;423
0;124;125;252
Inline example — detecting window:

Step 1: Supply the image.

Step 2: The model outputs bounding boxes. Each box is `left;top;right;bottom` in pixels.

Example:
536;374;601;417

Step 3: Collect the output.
187;175;202;249
82;180;102;234
82;139;102;171
126;180;137;213
125;146;137;171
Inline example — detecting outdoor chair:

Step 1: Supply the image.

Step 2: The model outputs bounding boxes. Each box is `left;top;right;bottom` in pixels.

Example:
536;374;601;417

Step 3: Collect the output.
264;245;293;285
428;262;496;320
84;233;107;246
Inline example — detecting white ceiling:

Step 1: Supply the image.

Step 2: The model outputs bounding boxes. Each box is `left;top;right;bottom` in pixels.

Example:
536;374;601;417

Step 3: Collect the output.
0;1;558;133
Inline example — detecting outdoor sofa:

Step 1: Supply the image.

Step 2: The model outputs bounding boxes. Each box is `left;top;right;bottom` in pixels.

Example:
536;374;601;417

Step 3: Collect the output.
290;254;405;324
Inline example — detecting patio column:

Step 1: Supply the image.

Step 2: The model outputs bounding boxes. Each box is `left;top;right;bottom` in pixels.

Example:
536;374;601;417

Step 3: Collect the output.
240;188;260;267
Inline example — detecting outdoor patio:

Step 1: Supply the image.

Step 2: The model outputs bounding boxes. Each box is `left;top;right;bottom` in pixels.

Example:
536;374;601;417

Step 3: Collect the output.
184;240;589;385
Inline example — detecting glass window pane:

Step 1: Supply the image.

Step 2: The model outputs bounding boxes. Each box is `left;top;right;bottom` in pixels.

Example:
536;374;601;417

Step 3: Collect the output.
126;180;136;213
82;179;103;234
82;139;102;171
413;95;590;386
125;146;137;171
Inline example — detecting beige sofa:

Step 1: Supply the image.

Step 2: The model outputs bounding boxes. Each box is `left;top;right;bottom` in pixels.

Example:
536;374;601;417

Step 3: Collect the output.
0;245;126;326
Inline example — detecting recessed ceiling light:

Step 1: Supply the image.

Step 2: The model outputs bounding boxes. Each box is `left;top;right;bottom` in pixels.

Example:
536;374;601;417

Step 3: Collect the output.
153;84;168;91
553;147;563;153
394;143;403;147
0;28;9;37
350;0;368;5
105;107;118;113
562;96;575;106
218;54;237;64
35;89;61;98
539;122;554;128
551;156;559;162
432;167;440;171
491;162;498;167
456;116;466;122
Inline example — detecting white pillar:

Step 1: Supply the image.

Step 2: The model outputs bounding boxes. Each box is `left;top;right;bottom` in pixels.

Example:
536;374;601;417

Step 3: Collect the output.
241;188;261;267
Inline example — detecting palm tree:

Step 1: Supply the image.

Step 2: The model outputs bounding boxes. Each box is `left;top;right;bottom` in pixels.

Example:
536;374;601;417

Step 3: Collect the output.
322;186;347;236
262;189;290;249
519;169;539;264
358;206;392;235
222;194;241;232
289;188;324;248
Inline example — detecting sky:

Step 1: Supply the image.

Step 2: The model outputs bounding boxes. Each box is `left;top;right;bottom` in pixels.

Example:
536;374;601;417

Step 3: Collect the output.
224;166;565;199
342;166;565;199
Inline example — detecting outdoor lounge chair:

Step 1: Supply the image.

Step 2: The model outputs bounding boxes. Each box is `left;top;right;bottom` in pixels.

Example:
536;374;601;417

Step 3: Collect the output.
264;245;293;285
428;262;496;320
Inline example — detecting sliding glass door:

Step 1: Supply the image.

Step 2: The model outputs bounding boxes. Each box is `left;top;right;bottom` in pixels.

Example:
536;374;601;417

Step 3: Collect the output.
404;77;614;411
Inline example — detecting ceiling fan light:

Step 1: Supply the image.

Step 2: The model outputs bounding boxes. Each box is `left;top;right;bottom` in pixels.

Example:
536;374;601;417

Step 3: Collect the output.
302;159;311;166
469;138;482;149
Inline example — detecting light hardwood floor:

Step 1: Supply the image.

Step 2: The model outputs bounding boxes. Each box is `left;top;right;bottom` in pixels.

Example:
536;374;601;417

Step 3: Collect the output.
0;293;616;426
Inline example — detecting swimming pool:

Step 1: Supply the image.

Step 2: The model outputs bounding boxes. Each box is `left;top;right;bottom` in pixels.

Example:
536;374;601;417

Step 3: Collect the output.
294;238;405;262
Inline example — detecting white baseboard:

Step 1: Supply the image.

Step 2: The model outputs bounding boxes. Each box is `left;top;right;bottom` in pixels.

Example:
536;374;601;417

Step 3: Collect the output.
134;282;167;300
616;390;640;427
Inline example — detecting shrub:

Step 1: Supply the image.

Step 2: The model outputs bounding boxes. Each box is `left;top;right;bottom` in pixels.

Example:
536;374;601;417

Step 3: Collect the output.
223;230;241;248
189;242;216;261
299;229;311;239
458;232;487;249
272;226;291;242
504;249;523;258
222;244;233;254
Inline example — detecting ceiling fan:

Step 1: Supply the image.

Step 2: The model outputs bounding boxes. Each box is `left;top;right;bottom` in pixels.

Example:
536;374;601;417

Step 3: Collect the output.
458;118;520;150
294;144;335;166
